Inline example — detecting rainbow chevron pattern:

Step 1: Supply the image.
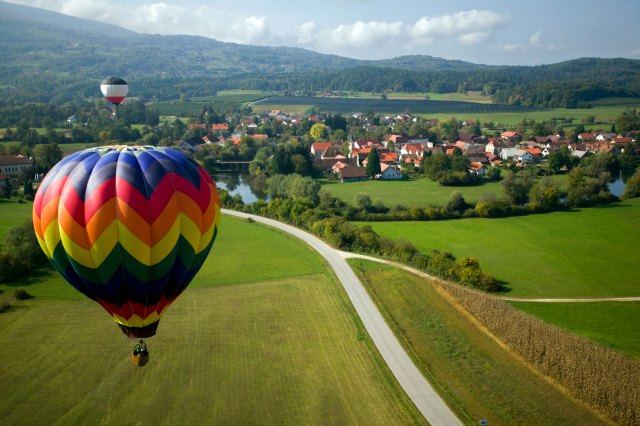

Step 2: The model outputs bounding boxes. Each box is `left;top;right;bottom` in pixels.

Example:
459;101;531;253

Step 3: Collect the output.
33;145;221;338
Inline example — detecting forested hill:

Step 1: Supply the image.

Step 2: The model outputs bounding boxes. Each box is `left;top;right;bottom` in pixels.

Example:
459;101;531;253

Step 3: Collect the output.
1;0;639;108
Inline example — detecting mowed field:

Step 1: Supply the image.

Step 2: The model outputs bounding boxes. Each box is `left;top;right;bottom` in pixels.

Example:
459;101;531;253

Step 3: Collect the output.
350;260;606;425
321;175;568;208
0;215;423;425
358;199;640;357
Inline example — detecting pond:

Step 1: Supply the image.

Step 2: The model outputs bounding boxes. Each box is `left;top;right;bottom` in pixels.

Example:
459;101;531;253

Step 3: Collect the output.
212;173;269;204
607;173;627;197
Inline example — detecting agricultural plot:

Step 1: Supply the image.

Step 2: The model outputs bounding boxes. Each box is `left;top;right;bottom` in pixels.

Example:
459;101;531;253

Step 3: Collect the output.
253;96;538;114
350;259;605;425
155;90;272;116
0;216;423;425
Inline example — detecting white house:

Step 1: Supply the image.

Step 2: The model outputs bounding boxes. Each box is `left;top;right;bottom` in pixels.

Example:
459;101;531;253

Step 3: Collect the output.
379;164;402;180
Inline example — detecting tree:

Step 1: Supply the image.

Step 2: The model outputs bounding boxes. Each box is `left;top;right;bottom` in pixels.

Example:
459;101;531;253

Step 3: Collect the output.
309;123;328;140
502;171;530;205
354;192;372;211
623;168;640;199
528;176;561;210
423;151;451;180
566;168;589;206
33;143;62;173
365;148;382;177
446;191;466;214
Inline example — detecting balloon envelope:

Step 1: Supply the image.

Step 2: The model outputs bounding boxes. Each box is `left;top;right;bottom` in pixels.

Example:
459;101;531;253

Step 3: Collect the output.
100;77;128;106
33;145;221;338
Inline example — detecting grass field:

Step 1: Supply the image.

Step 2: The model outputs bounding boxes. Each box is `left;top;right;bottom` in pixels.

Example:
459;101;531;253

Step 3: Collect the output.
0;216;423;425
321;175;568;208
428;103;637;127
350;259;605;425
0;199;33;249
359;198;640;299
155;90;273;116
509;301;640;358
321;177;504;208
350;91;493;104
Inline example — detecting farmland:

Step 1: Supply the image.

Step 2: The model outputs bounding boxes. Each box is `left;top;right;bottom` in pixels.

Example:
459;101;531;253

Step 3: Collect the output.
0;216;423;425
350;259;605;425
155;90;273;116
252;95;538;115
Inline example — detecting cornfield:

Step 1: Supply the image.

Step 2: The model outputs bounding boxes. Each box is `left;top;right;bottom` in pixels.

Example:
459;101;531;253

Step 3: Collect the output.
437;281;640;425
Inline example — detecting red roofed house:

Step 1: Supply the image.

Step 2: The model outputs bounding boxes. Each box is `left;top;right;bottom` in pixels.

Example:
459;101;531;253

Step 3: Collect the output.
500;130;521;143
468;162;487;176
578;132;597;141
211;123;229;133
311;142;333;159
379;151;399;164
339;166;369;182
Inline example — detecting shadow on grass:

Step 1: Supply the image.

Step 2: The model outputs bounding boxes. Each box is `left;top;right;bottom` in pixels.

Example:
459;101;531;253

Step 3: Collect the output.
2;264;56;288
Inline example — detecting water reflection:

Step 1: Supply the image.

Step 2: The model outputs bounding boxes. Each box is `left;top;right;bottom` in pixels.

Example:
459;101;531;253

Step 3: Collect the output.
213;173;269;204
607;172;628;197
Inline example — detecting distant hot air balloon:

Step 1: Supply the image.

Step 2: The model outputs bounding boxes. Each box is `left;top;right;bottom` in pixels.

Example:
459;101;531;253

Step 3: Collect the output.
33;145;221;339
100;77;128;109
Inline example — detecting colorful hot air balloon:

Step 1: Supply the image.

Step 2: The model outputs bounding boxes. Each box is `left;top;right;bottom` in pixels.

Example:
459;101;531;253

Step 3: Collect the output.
100;77;129;107
33;145;221;338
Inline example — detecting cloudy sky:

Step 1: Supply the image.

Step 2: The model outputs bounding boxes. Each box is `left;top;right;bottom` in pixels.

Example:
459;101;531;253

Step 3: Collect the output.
6;0;640;65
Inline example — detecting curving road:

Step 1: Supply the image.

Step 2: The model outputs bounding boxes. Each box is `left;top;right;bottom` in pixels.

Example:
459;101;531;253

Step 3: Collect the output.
222;209;461;426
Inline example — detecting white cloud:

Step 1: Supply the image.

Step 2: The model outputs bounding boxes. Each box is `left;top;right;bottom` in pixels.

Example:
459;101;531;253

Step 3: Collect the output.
529;31;542;45
458;32;489;45
411;10;509;39
502;44;526;52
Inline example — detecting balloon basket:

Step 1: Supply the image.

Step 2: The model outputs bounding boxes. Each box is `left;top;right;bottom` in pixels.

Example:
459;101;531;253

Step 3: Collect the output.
132;352;149;367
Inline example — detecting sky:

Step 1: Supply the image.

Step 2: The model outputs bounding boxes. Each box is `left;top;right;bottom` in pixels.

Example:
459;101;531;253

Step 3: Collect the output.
6;0;640;65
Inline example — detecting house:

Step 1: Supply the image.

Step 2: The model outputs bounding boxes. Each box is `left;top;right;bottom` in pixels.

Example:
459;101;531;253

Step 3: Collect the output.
499;148;534;163
188;123;207;130
311;142;334;159
500;130;521;143
0;155;33;177
331;160;350;174
468;162;487;176
379;164;402;180
485;139;514;155
211;123;229;133
379;151;399;164
339;166;368;182
578;132;597;141
596;132;616;141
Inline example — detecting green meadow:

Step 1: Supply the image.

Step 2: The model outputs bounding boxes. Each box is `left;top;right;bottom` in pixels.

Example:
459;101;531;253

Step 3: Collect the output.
0;216;423;425
321;175;568;208
359;199;640;357
509;301;640;358
350;259;605;425
359;198;640;299
321;177;505;208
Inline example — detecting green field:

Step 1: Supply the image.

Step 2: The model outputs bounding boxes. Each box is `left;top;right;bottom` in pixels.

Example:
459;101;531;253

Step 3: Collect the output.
0;216;423;424
428;103;637;127
321;175;568;209
0;199;33;249
155;90;274;116
509;301;640;358
359;198;640;298
321;177;504;208
350;259;605;425
350;91;493;104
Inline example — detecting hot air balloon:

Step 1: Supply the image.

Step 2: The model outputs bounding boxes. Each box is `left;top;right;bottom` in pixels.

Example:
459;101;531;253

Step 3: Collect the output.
100;77;128;109
33;145;221;340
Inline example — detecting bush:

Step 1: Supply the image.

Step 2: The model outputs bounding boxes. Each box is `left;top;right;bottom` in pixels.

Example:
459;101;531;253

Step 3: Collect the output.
14;289;33;300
